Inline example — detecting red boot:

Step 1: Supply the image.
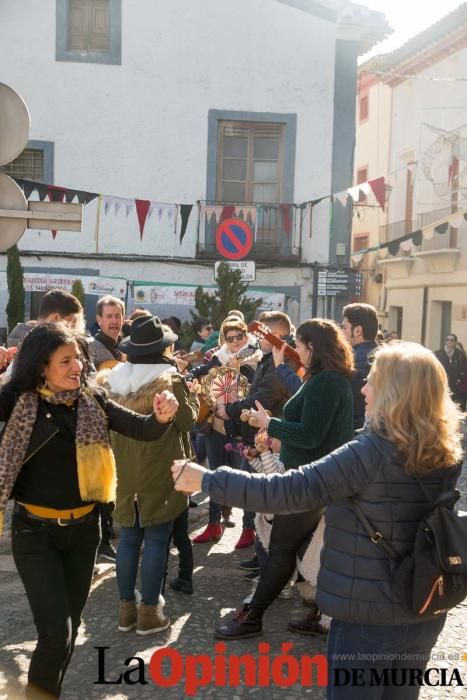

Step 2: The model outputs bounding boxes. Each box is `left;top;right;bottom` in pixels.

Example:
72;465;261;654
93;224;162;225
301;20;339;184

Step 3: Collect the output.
192;523;223;544
235;528;255;549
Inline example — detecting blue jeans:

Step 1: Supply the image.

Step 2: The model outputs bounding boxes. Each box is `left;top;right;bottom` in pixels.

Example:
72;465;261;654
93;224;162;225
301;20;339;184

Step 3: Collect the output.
327;616;446;699
116;507;173;606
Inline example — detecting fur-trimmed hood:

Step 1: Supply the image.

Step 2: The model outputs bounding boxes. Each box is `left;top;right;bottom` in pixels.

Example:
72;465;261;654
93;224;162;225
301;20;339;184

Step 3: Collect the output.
98;362;178;415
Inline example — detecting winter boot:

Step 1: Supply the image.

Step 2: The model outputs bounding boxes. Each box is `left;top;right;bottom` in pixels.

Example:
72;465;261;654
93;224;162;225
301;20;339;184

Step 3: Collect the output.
192;523;223;543
234;527;255;549
118;600;137;632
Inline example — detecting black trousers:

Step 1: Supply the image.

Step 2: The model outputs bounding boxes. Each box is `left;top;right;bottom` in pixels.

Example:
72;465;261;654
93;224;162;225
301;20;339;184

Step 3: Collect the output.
251;509;322;614
172;508;193;581
11;511;100;698
97;501;115;546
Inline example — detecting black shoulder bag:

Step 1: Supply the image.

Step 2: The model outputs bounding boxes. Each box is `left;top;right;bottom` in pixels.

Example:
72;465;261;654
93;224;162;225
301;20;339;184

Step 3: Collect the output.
351;479;467;617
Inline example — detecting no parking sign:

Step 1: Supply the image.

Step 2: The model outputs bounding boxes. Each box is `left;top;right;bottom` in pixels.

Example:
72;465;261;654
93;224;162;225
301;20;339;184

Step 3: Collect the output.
215;218;253;260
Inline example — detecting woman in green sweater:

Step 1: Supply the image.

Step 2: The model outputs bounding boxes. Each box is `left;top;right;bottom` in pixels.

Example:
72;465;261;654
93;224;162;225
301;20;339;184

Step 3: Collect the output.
214;318;355;640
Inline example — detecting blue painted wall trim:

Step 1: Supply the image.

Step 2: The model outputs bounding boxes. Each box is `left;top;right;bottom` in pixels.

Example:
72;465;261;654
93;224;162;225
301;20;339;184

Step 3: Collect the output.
28;140;54;183
329;39;359;267
56;0;122;65
207;110;297;202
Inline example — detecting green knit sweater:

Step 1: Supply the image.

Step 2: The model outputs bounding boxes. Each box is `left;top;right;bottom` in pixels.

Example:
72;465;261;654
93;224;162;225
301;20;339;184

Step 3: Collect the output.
268;370;354;469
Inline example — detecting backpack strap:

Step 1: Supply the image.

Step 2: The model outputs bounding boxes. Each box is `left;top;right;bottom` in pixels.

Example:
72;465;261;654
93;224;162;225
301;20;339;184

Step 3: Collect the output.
350;498;401;560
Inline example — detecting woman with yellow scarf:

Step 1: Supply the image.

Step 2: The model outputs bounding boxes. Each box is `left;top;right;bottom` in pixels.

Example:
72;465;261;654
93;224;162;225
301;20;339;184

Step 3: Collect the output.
0;322;178;700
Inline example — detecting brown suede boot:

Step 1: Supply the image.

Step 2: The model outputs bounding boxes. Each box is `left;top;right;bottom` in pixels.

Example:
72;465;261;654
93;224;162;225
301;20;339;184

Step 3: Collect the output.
136;601;170;635
118;600;137;632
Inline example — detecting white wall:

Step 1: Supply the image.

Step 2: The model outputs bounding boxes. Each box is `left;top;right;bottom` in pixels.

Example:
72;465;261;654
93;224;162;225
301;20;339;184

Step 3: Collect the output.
0;0;337;264
388;50;467;225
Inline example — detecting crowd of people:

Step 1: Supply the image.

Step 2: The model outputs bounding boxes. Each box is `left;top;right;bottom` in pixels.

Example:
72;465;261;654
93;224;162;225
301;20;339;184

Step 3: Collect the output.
0;291;464;699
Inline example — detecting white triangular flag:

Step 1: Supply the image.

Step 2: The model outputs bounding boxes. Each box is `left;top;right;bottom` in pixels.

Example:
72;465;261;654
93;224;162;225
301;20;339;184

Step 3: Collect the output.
351;253;364;264
103;196;114;216
348;186;361;202
334;191;348;207
360;182;372;196
450;215;463;229
125;201;134;218
400;238;414;252
423;226;435;241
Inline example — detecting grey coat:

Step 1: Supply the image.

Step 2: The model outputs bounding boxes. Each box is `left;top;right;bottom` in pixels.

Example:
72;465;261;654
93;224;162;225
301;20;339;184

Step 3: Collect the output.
203;431;461;625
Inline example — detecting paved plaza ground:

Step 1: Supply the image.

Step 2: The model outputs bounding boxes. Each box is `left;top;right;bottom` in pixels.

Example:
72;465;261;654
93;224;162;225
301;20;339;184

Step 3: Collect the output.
0;464;466;699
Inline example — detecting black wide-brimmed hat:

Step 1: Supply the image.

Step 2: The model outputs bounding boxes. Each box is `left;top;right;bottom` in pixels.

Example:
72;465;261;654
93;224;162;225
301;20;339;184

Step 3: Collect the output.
118;315;178;356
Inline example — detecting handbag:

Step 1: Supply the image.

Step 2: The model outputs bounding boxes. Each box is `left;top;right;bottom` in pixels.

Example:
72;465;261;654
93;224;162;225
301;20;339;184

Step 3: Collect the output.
351;477;467;618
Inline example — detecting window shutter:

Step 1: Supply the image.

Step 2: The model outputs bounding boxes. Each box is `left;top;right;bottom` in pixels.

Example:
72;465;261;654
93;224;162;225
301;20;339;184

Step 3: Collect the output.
89;0;110;51
69;0;89;50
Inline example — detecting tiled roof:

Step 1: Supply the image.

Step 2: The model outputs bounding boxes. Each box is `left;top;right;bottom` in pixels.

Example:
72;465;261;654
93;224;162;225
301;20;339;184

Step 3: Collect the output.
367;3;467;73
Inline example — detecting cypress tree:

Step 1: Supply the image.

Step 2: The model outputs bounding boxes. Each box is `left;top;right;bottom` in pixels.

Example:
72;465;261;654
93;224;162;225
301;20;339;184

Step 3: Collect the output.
6;244;25;332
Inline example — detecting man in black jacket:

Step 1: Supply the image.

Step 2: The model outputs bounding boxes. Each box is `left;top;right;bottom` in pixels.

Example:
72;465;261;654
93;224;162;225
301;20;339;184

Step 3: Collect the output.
435;333;466;406
342;303;378;431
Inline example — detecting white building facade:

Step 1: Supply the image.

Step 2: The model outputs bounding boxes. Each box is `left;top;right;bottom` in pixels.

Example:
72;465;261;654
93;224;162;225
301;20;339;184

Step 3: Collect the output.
0;0;386;328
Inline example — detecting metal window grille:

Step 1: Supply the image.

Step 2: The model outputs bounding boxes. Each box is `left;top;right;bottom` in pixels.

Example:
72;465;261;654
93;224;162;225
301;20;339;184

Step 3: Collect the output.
0;148;44;181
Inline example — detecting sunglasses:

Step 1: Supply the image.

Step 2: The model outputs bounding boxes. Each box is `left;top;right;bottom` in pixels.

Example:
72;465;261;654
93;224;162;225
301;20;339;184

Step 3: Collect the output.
225;333;245;343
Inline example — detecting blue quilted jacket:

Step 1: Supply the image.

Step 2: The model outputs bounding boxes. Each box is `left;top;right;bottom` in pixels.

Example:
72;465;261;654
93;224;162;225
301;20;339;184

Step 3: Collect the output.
202;431;461;625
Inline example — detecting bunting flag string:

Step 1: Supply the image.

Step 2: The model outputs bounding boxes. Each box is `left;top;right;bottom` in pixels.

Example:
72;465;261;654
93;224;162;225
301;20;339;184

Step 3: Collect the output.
12;170;390;244
351;208;467;260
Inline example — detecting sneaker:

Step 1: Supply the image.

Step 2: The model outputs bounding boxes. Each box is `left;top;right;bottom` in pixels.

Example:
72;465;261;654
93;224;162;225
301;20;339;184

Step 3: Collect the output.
192;523;223;544
214;604;263;640
98;543;116;561
278;582;293;600
169;577;193;595
136;601;170;635
239;556;259;571
234;528;255;549
118;600;137;632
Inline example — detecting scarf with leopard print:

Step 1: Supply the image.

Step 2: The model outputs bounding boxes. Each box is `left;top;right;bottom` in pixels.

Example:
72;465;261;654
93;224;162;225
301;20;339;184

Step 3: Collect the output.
0;387;116;534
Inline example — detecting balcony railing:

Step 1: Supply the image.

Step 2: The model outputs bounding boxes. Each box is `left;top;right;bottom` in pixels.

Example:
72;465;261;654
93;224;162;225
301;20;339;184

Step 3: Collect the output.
417;207;458;252
196;200;302;262
379;220;415;256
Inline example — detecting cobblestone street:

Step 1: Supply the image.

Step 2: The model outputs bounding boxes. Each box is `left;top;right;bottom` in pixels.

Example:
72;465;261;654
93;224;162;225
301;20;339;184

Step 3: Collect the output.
1;475;467;700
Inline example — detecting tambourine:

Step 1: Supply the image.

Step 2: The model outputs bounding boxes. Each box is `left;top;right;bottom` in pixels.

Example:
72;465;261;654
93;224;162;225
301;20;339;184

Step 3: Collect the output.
203;366;249;411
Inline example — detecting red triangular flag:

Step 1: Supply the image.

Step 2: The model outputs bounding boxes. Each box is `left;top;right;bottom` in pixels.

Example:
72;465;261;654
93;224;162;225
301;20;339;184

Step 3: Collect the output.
47;186;67;238
135;199;151;240
368;177;386;211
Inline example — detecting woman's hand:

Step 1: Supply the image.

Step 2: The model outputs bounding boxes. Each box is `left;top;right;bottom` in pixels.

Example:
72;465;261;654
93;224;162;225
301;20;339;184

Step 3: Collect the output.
215;403;228;420
171;459;207;493
272;343;286;368
247;401;271;431
153;390;179;423
227;357;240;372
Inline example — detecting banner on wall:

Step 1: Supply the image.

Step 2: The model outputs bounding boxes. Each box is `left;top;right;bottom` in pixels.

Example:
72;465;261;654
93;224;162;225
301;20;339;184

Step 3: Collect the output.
23;273;126;297
132;283;285;310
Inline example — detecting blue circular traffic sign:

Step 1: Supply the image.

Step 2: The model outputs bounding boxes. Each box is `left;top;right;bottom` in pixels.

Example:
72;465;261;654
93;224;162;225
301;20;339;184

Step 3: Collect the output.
215;218;253;260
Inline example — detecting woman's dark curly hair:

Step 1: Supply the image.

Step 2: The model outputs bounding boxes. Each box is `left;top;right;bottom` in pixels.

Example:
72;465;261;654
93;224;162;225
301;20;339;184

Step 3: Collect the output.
297;318;354;380
5;322;93;394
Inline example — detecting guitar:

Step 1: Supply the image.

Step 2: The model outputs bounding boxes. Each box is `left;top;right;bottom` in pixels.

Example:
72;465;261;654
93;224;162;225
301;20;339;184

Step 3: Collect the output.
248;321;302;367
